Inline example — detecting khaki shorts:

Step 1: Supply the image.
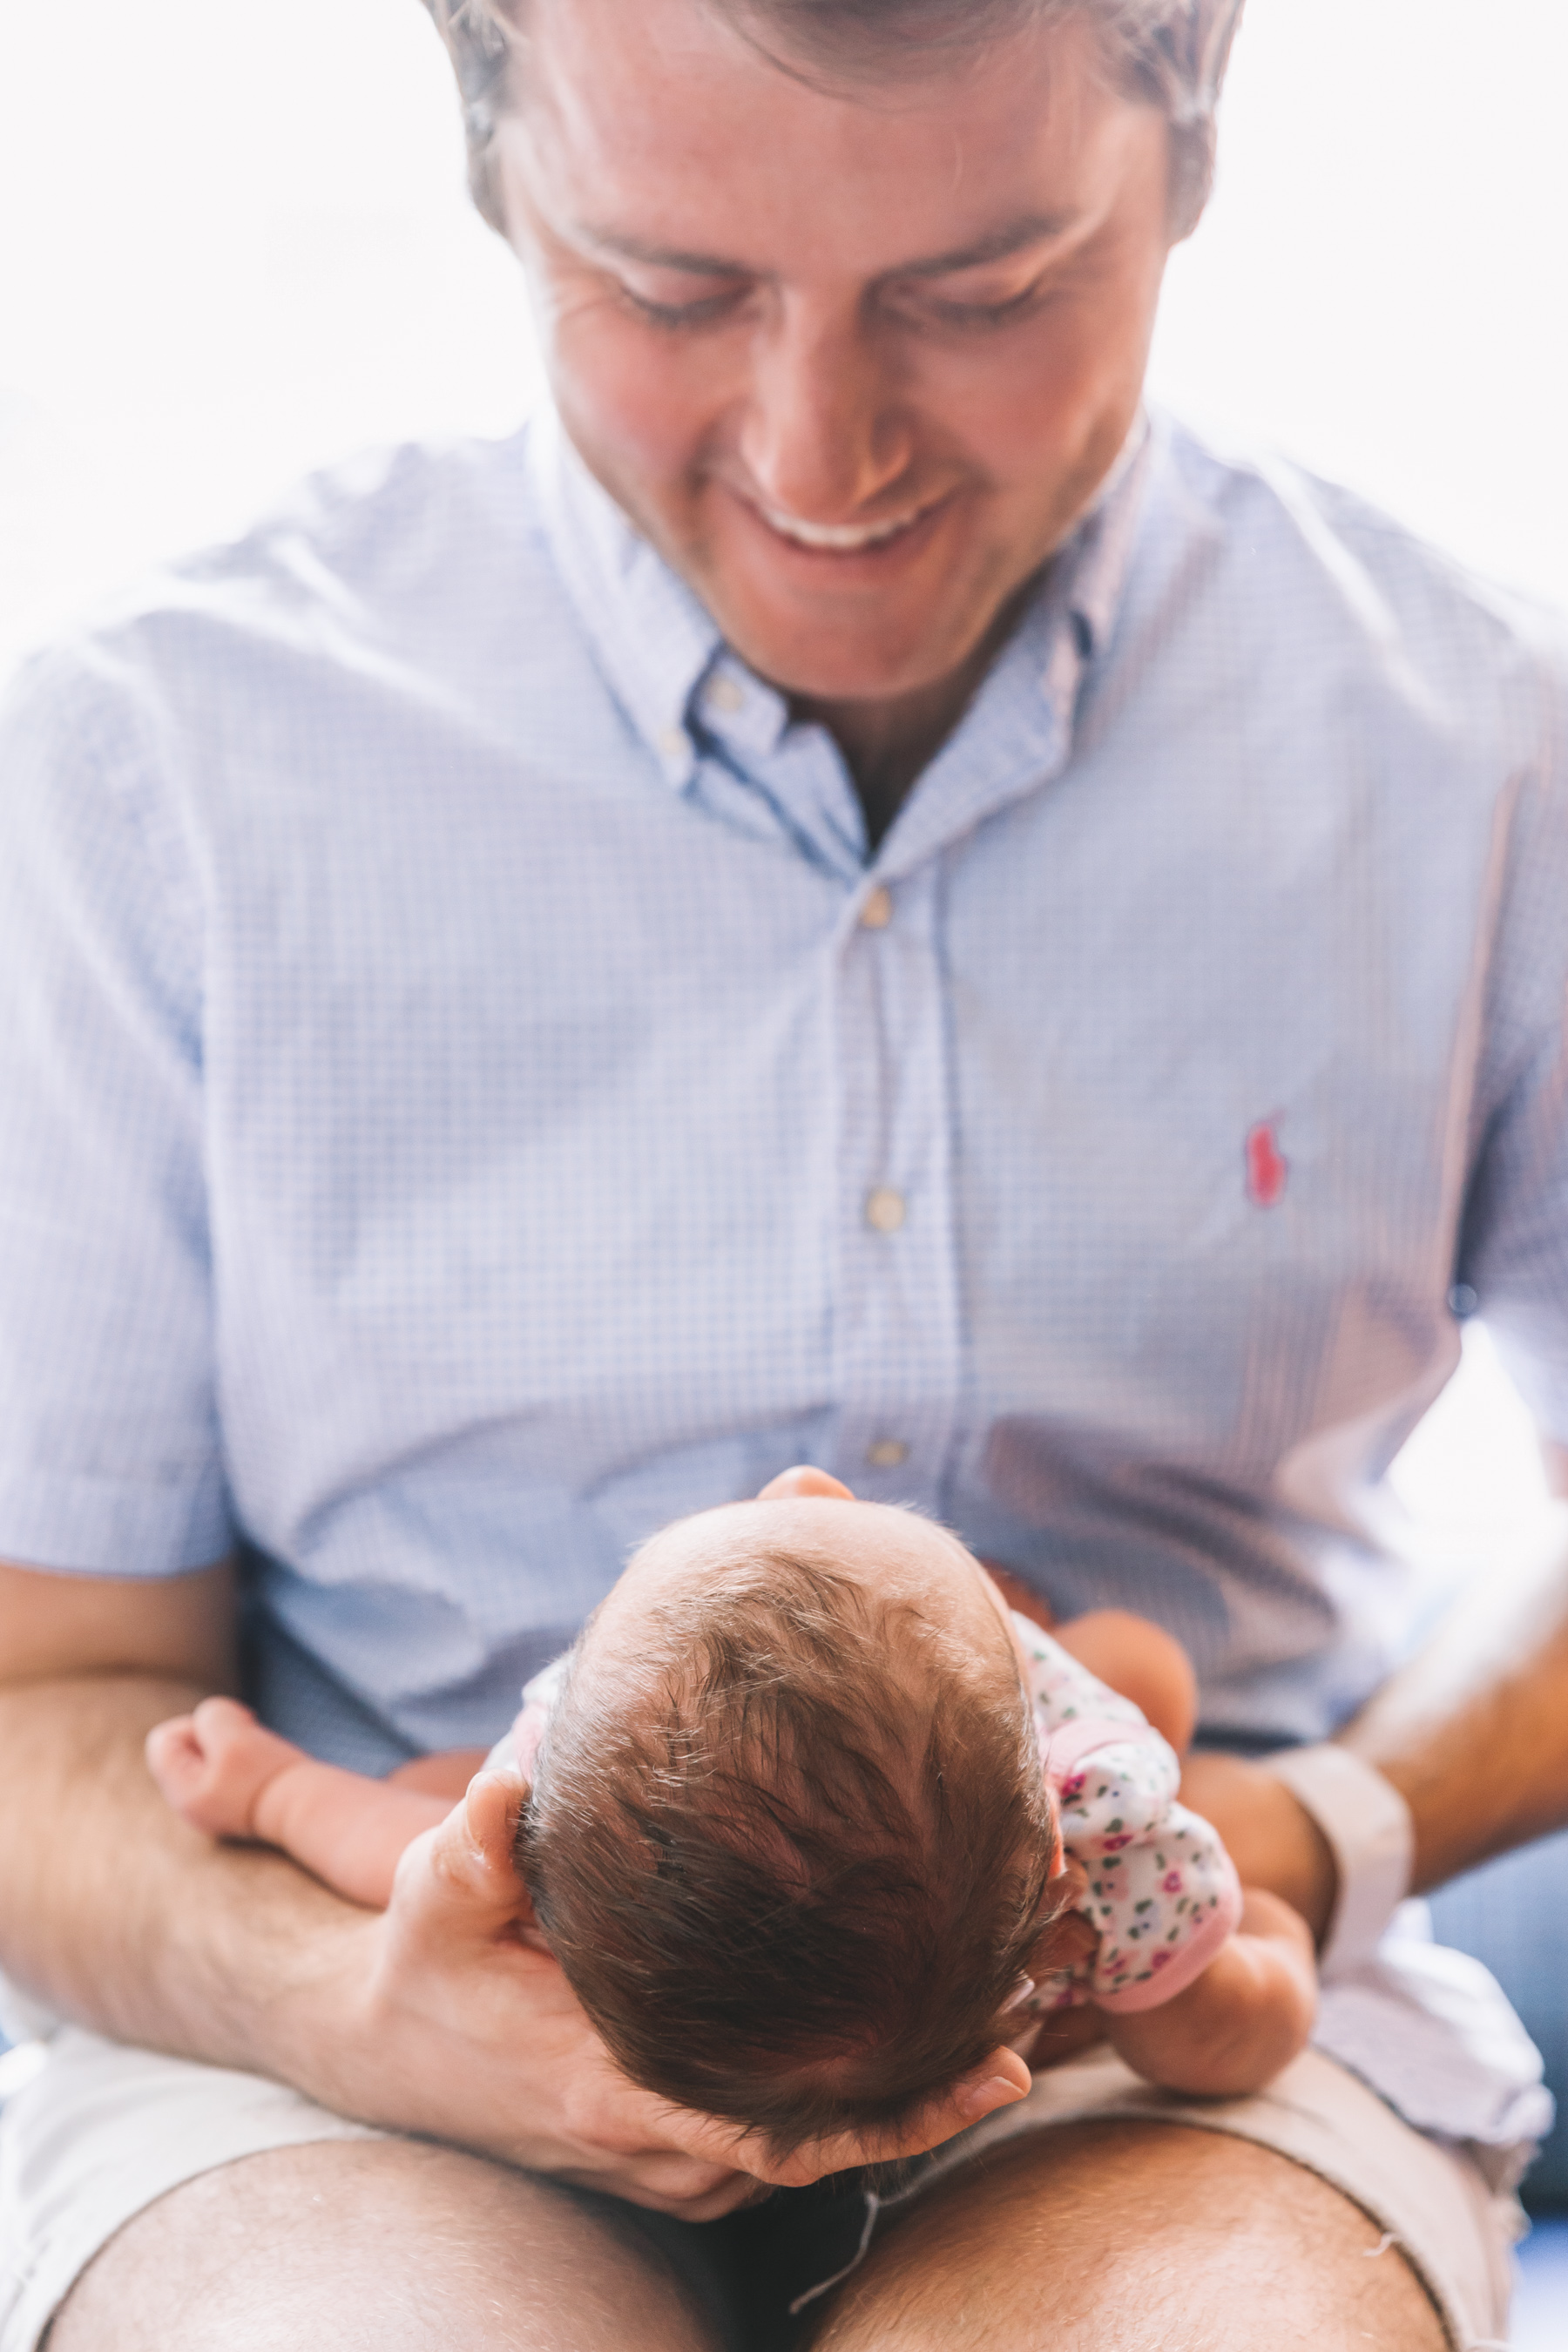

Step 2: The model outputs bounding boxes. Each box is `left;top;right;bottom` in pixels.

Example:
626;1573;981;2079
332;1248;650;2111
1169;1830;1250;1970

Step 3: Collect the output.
0;2029;1524;2352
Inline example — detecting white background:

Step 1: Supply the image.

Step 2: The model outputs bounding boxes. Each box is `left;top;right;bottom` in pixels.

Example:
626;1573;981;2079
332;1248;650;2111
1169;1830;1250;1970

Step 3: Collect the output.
2;0;1565;1565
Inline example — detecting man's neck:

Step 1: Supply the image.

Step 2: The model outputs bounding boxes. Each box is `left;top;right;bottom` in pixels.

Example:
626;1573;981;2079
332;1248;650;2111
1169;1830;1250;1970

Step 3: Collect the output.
797;679;972;853
793;595;1027;854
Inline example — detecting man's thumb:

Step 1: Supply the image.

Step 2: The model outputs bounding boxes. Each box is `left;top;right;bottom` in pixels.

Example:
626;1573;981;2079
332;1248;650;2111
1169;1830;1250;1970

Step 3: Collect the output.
467;1767;530;1883
397;1768;531;1936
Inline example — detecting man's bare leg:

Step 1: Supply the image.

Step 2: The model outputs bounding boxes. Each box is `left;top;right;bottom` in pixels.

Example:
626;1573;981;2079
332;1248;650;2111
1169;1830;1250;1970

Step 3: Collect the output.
812;2123;1448;2351
47;2139;722;2352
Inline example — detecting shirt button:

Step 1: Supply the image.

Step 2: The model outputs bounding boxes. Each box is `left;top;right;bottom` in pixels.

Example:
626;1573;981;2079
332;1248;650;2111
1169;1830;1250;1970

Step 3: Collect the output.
866;1438;909;1470
865;1186;906;1233
657;725;686;758
705;675;746;714
860;886;893;930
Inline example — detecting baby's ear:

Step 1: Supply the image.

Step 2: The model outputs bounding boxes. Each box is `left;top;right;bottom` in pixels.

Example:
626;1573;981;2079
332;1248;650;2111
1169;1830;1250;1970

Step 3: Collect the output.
1027;1871;1098;1984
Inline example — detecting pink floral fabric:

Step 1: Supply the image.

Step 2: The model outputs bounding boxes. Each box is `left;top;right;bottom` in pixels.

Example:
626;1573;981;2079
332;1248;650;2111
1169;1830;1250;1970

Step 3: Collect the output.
1016;1617;1242;2013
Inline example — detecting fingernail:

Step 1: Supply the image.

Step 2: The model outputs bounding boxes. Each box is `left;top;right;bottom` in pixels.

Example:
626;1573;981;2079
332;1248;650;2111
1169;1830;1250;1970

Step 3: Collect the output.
957;2072;1027;2122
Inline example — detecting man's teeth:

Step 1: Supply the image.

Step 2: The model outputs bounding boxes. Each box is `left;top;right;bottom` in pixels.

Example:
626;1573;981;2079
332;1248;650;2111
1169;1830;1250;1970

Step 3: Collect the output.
760;504;924;551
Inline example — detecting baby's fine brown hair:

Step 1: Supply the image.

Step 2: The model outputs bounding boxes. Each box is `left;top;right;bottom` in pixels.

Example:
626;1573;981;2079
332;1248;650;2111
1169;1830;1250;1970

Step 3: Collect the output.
515;1548;1063;2158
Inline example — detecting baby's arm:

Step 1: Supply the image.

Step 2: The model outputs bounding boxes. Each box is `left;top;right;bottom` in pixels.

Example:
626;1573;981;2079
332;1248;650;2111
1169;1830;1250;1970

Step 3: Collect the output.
146;1697;463;1910
1029;1666;1315;2097
1099;1889;1315;2096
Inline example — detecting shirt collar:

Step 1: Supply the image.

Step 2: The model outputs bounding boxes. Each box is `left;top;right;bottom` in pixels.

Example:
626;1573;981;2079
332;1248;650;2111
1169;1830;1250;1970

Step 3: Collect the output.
529;402;1155;798
1069;409;1152;659
527;407;719;789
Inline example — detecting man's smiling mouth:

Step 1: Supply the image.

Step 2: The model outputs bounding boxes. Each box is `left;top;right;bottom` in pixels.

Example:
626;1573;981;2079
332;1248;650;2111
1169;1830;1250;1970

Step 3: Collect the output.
754;497;944;552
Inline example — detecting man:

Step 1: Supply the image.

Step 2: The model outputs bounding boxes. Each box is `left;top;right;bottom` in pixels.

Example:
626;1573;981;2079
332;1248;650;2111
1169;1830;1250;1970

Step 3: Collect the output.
1;0;1565;2343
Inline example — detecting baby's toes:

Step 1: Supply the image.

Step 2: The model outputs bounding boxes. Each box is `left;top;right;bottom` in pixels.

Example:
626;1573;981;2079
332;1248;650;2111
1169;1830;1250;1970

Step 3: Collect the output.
145;1714;230;1828
186;1695;261;1754
185;1699;308;1832
145;1700;268;1836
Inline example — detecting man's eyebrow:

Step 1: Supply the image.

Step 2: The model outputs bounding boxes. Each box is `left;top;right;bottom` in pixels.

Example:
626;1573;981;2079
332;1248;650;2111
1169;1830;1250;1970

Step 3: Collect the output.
886;213;1078;280
574;211;1077;283
577;227;753;278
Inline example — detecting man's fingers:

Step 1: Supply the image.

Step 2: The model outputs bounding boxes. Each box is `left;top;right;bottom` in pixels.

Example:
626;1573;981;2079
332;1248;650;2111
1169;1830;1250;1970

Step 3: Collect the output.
463;1767;526;1880
755;1465;855;1502
944;2044;1032;2128
803;2045;1032;2180
671;2044;1033;2191
389;1768;531;1941
556;2152;757;2219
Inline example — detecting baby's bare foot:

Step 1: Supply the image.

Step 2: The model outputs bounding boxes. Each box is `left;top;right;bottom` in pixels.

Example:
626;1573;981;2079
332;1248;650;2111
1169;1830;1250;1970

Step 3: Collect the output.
145;1699;308;1840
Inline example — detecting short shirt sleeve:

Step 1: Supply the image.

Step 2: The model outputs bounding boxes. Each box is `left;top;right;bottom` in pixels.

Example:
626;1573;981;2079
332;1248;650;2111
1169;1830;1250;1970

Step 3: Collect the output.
1454;645;1568;1434
1016;1615;1243;2013
0;644;232;1573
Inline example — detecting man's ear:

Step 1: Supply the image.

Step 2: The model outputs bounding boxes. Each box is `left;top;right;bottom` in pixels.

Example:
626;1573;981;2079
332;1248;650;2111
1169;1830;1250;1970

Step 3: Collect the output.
756;1464;855;1502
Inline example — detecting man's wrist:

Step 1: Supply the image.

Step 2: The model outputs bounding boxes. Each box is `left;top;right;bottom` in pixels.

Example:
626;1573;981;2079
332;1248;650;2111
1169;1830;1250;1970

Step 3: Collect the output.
1175;1751;1336;1938
160;1841;386;2108
1260;1743;1413;1972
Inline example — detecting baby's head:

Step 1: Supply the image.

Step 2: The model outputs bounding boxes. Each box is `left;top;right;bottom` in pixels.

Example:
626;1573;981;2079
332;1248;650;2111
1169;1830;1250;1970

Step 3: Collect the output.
516;1493;1064;2157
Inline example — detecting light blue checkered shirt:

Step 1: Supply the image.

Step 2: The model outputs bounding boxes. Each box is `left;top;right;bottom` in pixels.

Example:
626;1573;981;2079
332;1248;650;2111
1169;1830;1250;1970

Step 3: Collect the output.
3;406;1567;1781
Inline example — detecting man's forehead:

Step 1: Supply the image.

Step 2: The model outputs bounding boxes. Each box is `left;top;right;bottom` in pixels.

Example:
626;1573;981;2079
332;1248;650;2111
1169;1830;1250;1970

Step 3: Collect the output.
511;0;1128;265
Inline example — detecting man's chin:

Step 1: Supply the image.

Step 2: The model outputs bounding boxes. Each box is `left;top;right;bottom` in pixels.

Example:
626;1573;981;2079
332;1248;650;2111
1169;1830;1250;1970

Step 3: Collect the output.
745;658;964;713
688;544;1039;715
701;598;994;713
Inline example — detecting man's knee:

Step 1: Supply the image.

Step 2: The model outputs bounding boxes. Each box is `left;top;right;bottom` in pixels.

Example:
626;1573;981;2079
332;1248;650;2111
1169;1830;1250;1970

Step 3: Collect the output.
46;2137;721;2352
810;2122;1449;2352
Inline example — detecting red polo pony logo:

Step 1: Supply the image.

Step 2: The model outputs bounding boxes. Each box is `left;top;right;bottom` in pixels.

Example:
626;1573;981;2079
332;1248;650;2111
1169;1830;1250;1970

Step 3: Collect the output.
1245;1119;1288;1207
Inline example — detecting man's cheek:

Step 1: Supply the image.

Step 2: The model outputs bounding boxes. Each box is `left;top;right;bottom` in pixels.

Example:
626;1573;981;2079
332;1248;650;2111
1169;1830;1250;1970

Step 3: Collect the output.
966;289;1140;443
554;333;711;500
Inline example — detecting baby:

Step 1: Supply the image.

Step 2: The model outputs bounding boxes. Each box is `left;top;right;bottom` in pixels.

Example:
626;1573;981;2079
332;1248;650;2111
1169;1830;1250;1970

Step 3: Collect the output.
148;1477;1314;2158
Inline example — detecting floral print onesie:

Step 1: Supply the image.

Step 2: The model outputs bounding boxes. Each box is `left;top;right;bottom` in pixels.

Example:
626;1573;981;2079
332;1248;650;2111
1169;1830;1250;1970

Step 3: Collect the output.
1013;1613;1241;2011
504;1610;1241;2017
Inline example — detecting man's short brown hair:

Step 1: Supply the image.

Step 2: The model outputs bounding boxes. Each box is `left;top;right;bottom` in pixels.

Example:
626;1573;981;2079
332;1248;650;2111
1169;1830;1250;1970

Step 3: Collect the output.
516;1550;1063;2158
422;0;1246;242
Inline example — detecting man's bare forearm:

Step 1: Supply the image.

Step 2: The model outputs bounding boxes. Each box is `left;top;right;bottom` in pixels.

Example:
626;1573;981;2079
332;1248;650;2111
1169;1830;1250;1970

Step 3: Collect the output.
1180;1526;1568;1943
1341;1524;1568;1893
0;1567;921;2213
0;1673;365;2085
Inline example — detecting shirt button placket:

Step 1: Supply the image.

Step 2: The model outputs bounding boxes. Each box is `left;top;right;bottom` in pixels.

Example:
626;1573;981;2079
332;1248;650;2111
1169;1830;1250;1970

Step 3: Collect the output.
832;866;962;1509
864;1186;906;1234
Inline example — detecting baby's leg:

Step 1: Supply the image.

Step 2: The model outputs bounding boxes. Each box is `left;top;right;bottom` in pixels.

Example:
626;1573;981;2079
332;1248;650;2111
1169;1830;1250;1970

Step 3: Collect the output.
146;1698;314;1841
1054;1610;1198;1754
1101;1889;1316;2095
388;1747;490;1798
146;1699;456;1910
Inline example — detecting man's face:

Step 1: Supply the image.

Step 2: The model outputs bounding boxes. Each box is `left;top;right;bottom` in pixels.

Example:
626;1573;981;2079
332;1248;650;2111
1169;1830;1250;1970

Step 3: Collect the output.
497;0;1175;708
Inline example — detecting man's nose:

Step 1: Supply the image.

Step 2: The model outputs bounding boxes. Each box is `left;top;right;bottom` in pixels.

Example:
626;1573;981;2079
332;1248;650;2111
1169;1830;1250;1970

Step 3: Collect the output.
737;305;914;521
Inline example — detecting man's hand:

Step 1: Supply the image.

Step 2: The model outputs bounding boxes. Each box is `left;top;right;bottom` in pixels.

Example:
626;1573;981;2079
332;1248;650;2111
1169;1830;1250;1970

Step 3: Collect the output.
1178;1752;1336;1945
312;1769;1030;2217
0;1559;1030;2222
